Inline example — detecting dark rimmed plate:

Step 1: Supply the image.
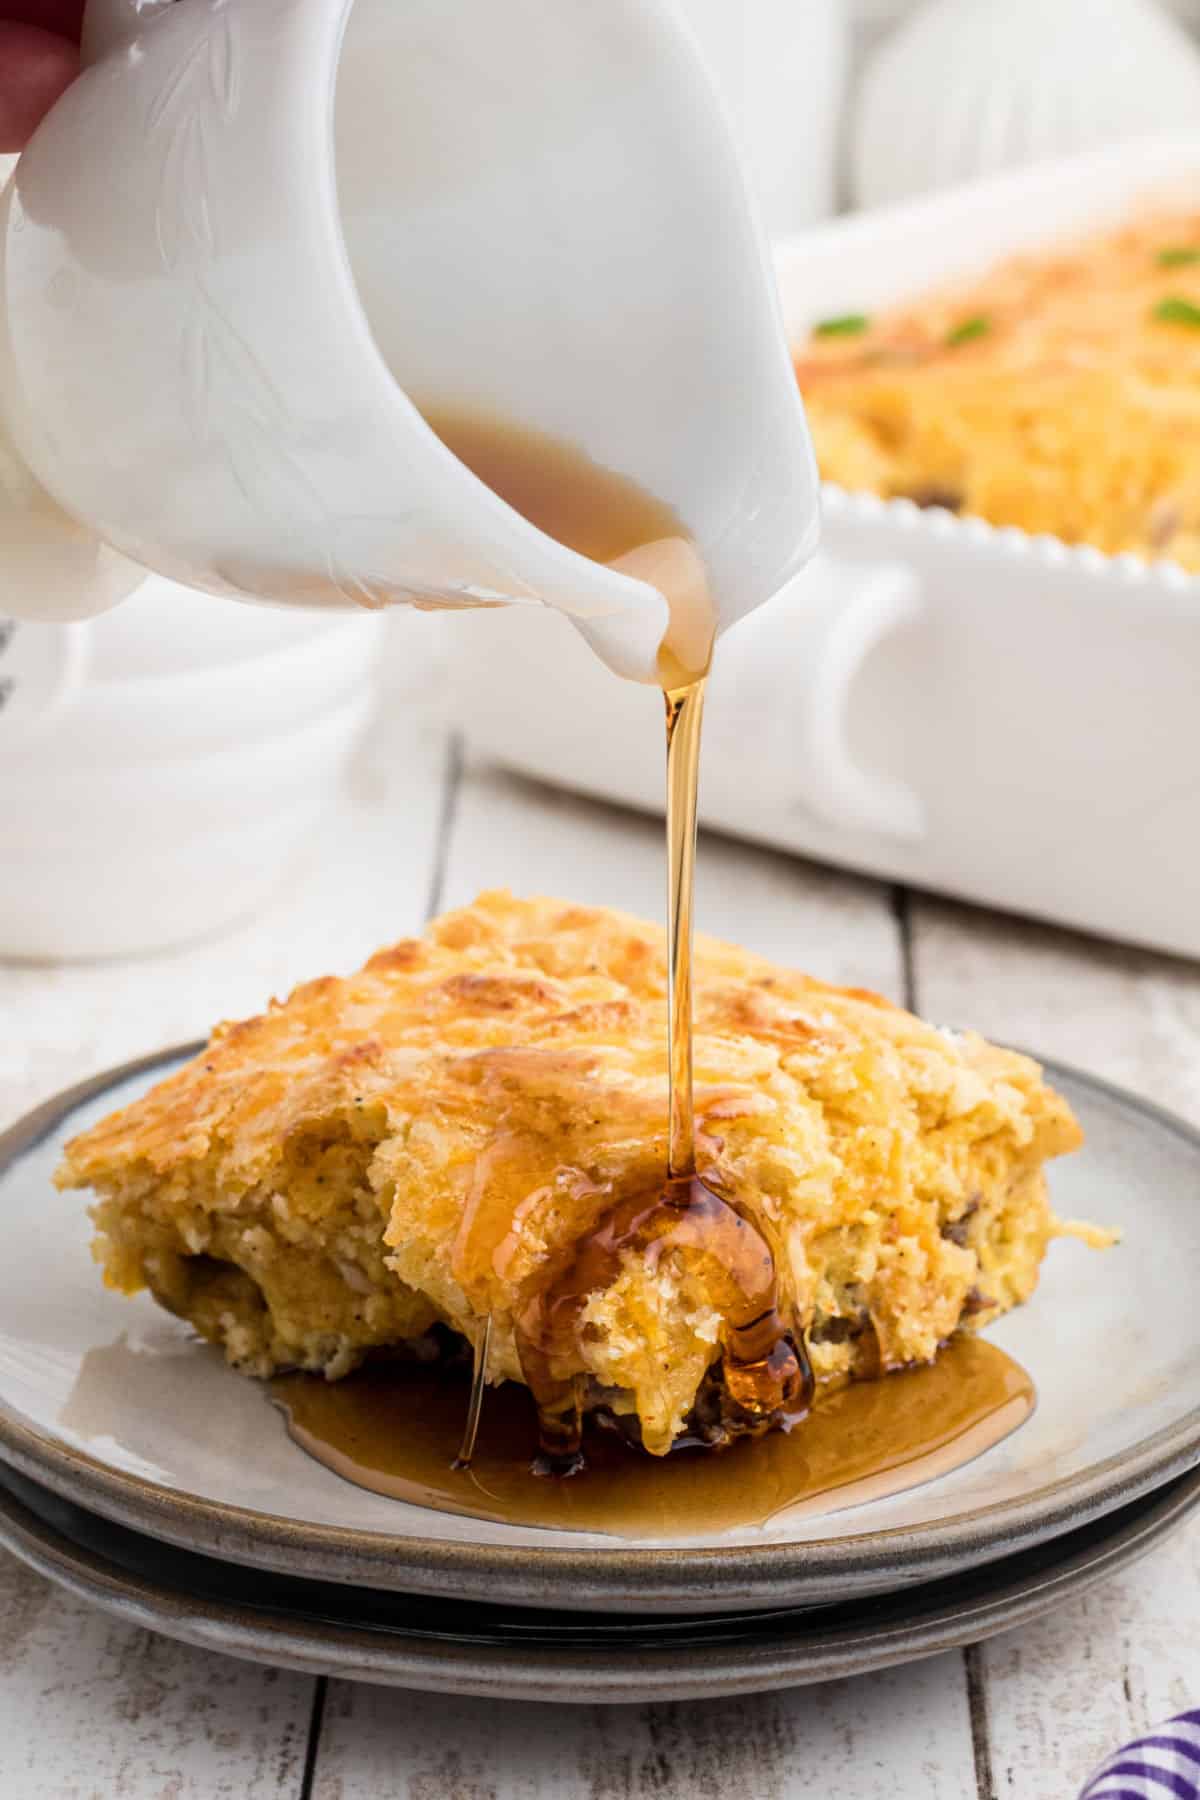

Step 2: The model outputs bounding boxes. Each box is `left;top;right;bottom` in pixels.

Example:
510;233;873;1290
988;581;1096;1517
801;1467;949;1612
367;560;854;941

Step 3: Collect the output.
1;1460;1197;1702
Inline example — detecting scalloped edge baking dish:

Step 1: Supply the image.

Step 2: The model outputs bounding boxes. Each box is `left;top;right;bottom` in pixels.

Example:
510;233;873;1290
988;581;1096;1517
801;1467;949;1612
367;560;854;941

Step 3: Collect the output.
446;133;1200;958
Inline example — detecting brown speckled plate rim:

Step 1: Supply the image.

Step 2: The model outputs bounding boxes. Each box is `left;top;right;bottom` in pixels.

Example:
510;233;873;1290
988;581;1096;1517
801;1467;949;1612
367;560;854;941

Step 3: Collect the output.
1;1453;1197;1700
0;1043;1196;1616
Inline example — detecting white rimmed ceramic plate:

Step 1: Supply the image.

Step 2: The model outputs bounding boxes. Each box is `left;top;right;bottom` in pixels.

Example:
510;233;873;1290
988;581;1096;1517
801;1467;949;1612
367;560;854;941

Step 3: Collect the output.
0;1047;1196;1616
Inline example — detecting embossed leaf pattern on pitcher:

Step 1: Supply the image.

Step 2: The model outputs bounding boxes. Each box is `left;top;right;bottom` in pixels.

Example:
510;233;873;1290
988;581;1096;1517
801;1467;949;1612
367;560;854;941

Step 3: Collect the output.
150;0;425;611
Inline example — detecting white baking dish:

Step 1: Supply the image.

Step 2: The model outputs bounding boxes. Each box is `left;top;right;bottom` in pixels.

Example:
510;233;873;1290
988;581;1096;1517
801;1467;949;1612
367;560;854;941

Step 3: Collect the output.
446;134;1200;959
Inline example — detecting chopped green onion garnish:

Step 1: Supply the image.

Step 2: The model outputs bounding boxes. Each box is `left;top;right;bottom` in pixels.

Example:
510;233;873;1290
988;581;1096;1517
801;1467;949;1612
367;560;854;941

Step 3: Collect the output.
1153;295;1200;328
814;313;871;338
945;315;992;347
1157;247;1200;268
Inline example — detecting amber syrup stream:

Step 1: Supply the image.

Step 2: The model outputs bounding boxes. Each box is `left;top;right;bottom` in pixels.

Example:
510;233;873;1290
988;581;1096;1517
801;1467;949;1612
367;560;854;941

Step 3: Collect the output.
267;424;1038;1528
414;407;814;1473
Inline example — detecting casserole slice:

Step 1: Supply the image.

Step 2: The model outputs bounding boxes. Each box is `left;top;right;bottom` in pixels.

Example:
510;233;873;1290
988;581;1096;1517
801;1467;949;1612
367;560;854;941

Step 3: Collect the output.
59;892;1090;1455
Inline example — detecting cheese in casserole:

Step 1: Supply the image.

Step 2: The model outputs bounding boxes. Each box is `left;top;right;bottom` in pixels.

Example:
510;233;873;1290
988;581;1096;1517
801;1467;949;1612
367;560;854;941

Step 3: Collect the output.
796;209;1200;568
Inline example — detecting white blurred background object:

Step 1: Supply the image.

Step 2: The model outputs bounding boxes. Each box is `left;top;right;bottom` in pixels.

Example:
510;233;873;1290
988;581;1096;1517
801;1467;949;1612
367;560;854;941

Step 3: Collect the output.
850;0;1200;55
678;0;849;232
851;0;1200;209
0;585;384;960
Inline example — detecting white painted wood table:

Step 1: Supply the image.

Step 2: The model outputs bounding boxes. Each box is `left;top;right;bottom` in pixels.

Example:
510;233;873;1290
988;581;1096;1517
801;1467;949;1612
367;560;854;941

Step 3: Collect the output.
3;697;1197;1800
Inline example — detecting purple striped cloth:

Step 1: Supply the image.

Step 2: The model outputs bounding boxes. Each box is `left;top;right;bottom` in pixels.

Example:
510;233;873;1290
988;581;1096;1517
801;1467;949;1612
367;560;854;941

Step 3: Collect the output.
1081;1712;1200;1799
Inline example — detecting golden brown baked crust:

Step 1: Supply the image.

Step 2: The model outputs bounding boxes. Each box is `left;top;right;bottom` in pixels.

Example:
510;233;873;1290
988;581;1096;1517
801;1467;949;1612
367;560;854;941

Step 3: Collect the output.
796;208;1200;568
58;891;1086;1453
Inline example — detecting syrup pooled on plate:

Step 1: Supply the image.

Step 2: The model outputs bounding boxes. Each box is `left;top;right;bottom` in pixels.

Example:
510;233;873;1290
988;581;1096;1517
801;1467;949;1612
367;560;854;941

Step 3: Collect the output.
421;407;808;1472
272;1336;1034;1537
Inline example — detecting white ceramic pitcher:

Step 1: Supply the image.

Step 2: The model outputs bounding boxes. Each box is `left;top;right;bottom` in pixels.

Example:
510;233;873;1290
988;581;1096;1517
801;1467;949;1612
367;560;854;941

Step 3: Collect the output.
0;0;819;731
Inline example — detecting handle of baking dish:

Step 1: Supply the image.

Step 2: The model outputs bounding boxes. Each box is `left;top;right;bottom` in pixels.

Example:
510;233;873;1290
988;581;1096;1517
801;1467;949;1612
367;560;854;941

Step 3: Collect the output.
790;557;927;843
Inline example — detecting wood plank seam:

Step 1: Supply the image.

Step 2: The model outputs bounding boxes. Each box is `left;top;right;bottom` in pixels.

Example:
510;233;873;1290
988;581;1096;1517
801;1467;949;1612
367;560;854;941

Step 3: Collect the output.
965;1641;999;1800
299;724;459;1783
299;1674;329;1800
898;883;998;1796
425;731;466;924
890;884;917;1012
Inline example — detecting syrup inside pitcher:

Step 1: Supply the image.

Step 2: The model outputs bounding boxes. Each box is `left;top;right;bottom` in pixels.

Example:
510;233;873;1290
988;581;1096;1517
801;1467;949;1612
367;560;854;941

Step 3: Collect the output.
419;408;716;681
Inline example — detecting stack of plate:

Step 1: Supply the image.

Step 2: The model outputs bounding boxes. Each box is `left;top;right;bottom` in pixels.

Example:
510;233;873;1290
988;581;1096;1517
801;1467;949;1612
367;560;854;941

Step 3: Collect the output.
0;580;385;959
0;1045;1197;1702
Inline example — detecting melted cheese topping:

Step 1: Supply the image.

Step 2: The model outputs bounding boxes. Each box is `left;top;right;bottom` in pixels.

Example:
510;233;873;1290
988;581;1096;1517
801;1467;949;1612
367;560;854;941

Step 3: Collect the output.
797;208;1200;568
